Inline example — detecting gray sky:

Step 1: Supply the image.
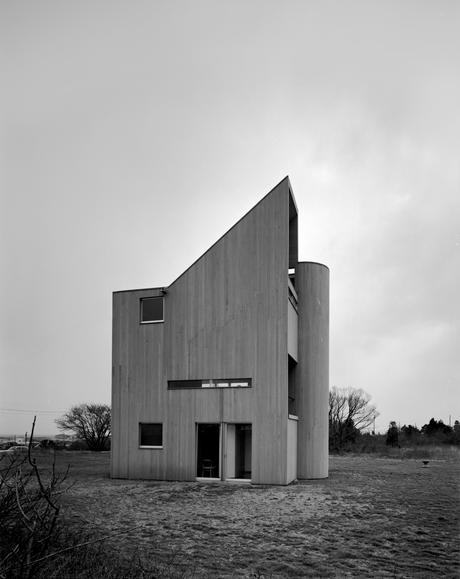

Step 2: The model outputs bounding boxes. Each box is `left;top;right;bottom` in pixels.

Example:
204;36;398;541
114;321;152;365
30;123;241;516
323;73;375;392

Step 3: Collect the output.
1;0;459;435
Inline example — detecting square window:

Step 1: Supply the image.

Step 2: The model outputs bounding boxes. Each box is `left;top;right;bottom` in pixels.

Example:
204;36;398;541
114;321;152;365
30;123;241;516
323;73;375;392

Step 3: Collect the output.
139;423;163;447
140;297;163;323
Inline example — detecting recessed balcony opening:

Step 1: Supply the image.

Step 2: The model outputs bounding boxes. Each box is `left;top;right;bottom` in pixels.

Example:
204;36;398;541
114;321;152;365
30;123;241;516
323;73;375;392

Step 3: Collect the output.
288;355;297;416
289;191;298;287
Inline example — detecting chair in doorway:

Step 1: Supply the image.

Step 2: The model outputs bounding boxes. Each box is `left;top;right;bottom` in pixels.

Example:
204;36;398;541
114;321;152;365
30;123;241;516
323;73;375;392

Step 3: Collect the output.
201;459;216;478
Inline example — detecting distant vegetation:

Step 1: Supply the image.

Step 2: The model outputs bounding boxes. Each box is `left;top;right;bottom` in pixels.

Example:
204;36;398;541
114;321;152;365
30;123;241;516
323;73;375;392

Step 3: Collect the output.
384;418;460;448
329;387;459;453
329;386;378;451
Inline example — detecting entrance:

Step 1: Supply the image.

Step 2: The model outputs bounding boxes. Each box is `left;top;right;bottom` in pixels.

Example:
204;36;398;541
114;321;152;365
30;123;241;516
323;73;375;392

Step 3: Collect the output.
196;423;220;478
225;424;252;480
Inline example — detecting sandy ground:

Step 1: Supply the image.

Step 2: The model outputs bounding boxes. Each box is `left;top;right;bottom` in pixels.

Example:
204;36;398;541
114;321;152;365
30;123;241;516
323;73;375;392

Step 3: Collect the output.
54;452;459;578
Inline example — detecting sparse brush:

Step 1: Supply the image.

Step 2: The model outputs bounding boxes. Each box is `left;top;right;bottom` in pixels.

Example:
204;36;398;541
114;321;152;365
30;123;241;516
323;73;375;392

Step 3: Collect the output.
0;418;193;578
0;418;69;579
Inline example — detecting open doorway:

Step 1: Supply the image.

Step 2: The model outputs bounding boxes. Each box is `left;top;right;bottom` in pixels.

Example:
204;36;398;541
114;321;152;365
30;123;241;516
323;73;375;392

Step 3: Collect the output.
196;423;220;478
225;423;252;480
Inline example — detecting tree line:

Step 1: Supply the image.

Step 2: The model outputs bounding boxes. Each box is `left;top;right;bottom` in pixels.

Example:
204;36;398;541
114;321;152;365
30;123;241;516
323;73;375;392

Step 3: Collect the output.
386;418;460;448
329;386;459;451
54;395;459;453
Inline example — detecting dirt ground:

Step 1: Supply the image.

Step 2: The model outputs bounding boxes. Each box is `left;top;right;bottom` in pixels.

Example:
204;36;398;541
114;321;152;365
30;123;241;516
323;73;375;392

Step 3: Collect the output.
50;451;459;578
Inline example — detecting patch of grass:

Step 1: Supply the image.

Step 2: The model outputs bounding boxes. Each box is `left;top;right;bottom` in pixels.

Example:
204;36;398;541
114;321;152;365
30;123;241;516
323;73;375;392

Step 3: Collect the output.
29;529;193;579
332;437;460;461
394;444;460;460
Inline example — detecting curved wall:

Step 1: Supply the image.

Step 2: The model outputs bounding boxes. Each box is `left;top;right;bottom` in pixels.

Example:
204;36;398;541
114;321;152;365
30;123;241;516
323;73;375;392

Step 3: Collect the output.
296;262;329;479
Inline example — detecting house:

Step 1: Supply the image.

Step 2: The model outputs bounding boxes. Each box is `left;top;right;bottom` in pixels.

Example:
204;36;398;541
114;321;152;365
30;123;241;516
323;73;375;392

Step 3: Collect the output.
111;177;329;484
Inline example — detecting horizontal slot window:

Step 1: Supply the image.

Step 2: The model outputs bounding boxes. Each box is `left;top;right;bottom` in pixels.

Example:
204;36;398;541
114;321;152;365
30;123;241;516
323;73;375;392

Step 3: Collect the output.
168;379;252;390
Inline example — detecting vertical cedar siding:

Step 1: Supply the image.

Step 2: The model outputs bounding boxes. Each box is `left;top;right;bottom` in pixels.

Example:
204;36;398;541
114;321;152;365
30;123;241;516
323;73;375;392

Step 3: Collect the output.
112;178;304;484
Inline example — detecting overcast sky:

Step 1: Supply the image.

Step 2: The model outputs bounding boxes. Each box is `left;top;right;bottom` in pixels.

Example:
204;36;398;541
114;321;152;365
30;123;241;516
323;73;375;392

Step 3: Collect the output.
1;0;459;436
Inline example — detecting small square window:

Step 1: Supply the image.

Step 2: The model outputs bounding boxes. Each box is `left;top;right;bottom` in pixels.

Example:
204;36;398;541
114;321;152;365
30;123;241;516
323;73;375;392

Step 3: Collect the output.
140;297;163;323
139;423;163;447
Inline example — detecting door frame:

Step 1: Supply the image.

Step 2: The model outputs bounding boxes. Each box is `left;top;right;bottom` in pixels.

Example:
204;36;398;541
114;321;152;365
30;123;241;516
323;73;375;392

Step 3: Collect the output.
195;421;252;482
195;422;221;481
223;422;252;482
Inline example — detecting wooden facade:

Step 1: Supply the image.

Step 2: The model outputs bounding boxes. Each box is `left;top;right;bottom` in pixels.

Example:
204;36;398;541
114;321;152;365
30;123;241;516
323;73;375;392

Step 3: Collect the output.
111;177;329;484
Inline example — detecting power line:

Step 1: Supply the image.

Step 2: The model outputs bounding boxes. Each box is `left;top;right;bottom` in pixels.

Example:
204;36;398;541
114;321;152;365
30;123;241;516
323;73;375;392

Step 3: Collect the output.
0;408;65;414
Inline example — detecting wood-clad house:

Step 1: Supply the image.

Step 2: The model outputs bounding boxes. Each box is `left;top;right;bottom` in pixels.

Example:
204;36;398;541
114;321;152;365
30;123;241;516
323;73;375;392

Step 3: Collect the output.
111;177;329;484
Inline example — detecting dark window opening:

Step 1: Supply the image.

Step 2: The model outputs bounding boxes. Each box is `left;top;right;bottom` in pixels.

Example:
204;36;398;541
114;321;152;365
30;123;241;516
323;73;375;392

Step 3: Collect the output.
168;380;203;390
140;297;163;323
288;275;298;308
197;424;220;478
288;355;297;415
139;423;163;447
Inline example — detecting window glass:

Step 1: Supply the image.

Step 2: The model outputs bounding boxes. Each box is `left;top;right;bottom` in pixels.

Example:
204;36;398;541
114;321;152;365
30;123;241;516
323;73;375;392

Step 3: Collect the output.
139;423;163;447
168;380;202;390
168;379;252;389
140;297;163;323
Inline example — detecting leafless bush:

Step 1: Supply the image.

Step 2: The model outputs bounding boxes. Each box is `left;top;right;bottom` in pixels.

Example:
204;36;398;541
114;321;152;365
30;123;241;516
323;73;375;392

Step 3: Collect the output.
1;418;189;578
0;417;69;578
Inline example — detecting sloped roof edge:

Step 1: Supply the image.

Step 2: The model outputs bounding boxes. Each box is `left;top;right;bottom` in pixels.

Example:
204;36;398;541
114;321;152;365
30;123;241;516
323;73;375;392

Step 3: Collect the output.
168;176;293;289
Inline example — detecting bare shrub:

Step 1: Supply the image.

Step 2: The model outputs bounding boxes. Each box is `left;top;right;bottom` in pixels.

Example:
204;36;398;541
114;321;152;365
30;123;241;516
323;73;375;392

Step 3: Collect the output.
0;418;69;578
1;419;186;578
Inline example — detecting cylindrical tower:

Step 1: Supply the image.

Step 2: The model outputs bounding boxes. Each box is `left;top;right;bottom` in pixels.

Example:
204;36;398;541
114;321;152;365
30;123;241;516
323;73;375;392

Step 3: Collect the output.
296;261;329;479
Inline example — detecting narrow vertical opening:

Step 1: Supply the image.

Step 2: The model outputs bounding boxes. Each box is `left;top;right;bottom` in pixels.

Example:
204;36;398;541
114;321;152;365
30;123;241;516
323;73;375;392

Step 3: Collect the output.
289;192;298;286
288;355;297;416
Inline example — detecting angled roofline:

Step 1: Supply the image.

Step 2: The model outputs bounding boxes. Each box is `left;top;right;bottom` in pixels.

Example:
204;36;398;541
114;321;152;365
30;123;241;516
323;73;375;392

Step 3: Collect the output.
112;176;297;295
168;176;294;289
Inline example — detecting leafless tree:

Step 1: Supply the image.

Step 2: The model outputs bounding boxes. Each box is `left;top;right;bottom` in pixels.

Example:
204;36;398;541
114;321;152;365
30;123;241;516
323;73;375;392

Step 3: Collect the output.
329;386;378;449
55;404;111;451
